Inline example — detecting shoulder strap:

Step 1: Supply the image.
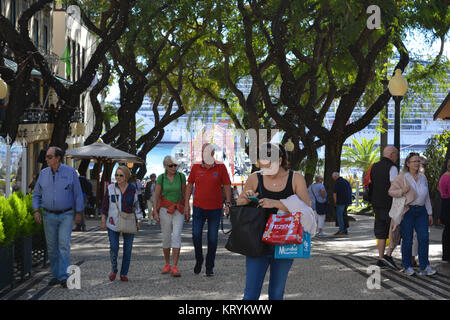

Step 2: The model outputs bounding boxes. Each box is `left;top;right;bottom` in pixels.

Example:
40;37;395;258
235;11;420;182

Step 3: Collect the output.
112;184;121;212
310;184;318;202
256;172;264;198
178;172;183;193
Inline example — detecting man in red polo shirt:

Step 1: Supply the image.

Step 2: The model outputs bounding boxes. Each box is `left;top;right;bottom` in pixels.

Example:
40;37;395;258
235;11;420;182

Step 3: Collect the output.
185;143;231;276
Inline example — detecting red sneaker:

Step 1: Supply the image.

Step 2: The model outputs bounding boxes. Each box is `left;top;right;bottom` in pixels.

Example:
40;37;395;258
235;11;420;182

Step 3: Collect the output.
109;272;117;281
161;264;171;274
171;266;181;277
120;275;128;282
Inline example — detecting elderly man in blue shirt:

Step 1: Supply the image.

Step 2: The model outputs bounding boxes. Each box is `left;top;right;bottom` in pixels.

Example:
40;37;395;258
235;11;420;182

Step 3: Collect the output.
32;146;84;288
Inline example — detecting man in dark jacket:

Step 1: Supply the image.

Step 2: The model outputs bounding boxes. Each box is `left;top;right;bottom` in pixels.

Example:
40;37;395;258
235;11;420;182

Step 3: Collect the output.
332;172;352;236
370;146;399;268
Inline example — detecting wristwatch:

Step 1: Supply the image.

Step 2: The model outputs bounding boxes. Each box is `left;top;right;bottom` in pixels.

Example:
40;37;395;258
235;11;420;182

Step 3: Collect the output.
225;201;231;208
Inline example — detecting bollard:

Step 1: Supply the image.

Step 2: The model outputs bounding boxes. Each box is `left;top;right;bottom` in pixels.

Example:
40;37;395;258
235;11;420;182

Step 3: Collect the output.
355;180;360;207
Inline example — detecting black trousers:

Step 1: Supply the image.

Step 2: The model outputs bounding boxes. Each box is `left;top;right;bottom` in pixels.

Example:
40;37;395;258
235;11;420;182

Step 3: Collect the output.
440;198;450;261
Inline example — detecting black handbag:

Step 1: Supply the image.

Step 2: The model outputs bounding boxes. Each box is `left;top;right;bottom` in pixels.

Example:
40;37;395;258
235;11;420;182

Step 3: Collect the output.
225;174;272;257
440;198;450;226
315;200;329;215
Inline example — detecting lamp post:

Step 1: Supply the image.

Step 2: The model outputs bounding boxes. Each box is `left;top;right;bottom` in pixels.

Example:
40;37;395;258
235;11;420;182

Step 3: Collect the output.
388;69;408;167
21;139;28;195
285;138;294;152
5;135;11;198
0;78;7;99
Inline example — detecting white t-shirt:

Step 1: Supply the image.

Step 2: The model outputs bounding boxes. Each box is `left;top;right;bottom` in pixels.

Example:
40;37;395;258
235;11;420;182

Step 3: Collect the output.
390;166;399;182
404;172;433;215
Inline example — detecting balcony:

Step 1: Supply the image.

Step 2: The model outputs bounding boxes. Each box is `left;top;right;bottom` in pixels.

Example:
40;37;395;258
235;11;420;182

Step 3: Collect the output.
18;107;84;124
36;45;61;74
2;46;72;86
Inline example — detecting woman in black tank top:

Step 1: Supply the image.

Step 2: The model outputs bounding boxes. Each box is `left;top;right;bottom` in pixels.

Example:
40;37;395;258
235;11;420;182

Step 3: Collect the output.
236;143;311;300
257;169;295;216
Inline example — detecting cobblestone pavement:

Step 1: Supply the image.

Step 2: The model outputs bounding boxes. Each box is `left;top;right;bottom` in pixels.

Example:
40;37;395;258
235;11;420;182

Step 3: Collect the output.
2;213;449;300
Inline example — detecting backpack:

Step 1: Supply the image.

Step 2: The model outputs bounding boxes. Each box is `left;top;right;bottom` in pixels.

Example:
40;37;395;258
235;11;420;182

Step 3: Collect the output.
363;165;373;202
144;181;153;200
363;182;373;202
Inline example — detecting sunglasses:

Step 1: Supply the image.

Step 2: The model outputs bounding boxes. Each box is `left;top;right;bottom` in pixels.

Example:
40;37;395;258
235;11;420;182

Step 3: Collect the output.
167;164;177;168
45;155;54;159
115;174;124;177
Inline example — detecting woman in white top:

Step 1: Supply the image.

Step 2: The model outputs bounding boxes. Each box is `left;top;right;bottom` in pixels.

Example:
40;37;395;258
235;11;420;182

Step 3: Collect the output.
399;152;436;276
101;165;143;282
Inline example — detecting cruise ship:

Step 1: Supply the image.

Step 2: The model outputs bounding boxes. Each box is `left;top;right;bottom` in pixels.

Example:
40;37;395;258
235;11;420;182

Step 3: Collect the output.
108;76;449;177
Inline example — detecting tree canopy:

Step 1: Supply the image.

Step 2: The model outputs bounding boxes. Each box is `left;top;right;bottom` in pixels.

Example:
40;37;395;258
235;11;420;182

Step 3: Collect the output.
1;0;448;188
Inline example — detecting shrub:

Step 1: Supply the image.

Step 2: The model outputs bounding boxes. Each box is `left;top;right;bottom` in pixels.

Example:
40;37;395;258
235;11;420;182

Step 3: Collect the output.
0;193;42;246
15;190;25;199
8;193;34;238
0;196;16;246
423;130;450;200
0;211;5;245
23;193;43;234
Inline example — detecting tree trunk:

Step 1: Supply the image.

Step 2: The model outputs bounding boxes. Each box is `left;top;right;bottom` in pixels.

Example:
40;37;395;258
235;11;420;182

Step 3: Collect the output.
323;136;344;221
135;128;165;180
49;98;79;148
304;149;318;187
78;61;111;176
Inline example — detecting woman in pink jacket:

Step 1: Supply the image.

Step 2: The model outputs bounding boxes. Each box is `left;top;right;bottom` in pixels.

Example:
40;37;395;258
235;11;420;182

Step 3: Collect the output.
438;159;450;263
389;152;436;276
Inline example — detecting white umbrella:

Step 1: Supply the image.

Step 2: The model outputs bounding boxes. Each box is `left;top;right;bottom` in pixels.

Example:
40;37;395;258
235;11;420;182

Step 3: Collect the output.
65;141;144;215
65;141;143;163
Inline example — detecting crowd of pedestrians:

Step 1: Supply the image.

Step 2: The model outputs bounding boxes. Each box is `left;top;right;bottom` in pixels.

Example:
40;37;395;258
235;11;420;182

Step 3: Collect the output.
30;142;449;298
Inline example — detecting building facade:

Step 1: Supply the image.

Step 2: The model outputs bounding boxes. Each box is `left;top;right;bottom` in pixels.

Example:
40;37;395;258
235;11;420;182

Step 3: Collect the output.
0;0;96;191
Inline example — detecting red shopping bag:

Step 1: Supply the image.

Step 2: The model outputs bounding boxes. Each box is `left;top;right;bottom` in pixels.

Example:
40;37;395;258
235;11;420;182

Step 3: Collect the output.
261;212;303;245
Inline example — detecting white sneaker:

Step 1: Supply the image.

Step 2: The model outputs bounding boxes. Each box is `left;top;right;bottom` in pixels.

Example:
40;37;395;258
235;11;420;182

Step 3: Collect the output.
404;267;415;276
418;265;437;276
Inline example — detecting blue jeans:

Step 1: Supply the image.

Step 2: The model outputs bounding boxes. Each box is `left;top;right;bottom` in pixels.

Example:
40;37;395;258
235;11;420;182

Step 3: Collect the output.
107;228;135;276
192;206;221;270
43;211;74;281
400;206;430;270
336;205;347;233
244;254;294;300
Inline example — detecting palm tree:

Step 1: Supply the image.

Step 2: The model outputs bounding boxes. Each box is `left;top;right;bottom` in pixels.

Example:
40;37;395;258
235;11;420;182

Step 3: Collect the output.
341;137;380;176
